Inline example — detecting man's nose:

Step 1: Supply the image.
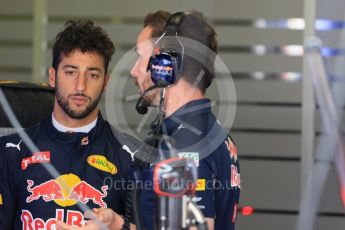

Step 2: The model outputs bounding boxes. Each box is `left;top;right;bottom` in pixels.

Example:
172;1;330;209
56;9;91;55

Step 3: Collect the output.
76;75;86;91
130;65;138;79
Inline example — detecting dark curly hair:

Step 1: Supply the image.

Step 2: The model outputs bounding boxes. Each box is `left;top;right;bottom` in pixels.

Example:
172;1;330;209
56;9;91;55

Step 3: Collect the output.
52;20;115;74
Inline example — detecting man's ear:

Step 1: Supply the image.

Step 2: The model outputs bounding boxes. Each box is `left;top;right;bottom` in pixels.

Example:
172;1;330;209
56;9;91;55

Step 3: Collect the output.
103;74;110;90
48;67;56;88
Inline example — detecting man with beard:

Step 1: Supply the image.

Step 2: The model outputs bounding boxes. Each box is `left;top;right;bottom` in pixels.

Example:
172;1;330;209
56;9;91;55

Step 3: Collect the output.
131;10;241;230
0;20;134;229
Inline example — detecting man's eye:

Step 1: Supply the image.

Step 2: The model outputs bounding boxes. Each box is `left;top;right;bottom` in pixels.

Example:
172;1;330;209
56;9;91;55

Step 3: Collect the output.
65;70;76;76
89;73;100;79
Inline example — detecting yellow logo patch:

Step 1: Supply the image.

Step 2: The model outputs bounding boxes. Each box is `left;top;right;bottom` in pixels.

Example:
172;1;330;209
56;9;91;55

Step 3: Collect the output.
87;155;117;175
54;174;81;207
196;179;206;191
0;194;2;205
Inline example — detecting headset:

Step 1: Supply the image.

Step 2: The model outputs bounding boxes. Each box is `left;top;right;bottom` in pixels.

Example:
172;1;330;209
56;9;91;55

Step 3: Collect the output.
146;12;187;87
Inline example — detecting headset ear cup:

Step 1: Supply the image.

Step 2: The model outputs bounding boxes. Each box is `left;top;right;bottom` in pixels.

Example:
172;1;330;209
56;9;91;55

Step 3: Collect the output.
149;53;176;86
170;55;180;84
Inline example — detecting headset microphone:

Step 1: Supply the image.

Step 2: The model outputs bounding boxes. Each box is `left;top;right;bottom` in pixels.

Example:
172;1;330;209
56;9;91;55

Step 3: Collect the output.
136;102;148;115
135;83;167;115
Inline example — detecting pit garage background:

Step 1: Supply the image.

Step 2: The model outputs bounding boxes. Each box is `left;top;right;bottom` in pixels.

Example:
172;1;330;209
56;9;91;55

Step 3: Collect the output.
0;0;345;229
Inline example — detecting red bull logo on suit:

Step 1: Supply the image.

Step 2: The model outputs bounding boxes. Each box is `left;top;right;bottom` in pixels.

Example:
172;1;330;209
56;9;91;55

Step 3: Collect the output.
21;209;84;230
25;174;108;208
69;181;108;208
23;174;109;228
26;179;64;203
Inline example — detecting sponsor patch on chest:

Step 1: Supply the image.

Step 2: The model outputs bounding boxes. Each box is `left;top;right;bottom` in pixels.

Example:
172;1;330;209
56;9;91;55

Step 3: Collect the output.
178;152;199;167
87;155;117;175
21;151;50;170
21;209;86;229
196;179;206;191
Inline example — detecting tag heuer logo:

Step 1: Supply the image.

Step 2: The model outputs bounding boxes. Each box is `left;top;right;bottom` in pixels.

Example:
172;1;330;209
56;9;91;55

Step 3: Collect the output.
178;152;199;167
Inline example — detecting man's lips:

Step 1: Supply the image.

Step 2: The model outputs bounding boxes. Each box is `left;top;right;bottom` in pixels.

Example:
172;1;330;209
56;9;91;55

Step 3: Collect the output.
70;96;89;106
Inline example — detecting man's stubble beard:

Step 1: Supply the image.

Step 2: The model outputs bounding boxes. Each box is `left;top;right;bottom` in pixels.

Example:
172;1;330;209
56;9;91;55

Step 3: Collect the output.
142;88;161;107
55;83;104;119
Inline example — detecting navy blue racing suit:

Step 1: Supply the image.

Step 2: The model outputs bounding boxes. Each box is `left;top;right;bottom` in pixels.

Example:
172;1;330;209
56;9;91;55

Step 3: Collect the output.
141;99;240;230
0;114;133;229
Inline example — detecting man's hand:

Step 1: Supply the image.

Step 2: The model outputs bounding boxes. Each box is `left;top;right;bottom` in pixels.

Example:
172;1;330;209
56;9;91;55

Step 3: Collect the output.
57;208;124;230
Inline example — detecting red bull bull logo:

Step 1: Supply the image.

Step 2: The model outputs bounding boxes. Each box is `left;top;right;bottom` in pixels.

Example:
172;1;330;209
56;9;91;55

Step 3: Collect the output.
26;179;64;203
69;181;108;208
225;137;238;162
26;174;108;208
